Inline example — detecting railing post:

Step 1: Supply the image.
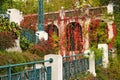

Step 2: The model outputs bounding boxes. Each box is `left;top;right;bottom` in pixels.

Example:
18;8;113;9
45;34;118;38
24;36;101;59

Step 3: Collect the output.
44;54;63;80
89;51;96;76
98;44;109;68
107;2;114;14
33;59;36;80
8;61;11;80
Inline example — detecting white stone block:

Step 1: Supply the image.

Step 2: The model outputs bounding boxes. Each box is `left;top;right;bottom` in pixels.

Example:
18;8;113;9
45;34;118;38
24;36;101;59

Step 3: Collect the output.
98;44;108;68
45;54;63;80
35;31;48;41
107;21;114;39
59;7;65;19
107;3;113;14
7;9;23;25
88;51;96;76
6;39;22;52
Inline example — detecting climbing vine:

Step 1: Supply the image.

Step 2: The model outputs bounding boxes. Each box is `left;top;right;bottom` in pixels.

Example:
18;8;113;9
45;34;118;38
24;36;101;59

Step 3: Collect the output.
20;14;37;32
66;22;83;54
89;19;108;48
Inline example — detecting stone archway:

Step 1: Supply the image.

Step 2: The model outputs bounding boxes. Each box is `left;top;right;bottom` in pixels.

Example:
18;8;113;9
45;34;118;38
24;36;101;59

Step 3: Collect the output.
45;24;59;54
89;19;108;48
45;24;59;39
66;22;83;54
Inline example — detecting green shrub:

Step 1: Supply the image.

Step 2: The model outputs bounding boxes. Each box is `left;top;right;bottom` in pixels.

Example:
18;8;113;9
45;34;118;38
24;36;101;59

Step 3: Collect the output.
20;29;36;51
0;17;21;51
0;51;26;74
20;36;32;51
0;51;40;75
90;47;103;61
22;51;41;62
96;55;120;80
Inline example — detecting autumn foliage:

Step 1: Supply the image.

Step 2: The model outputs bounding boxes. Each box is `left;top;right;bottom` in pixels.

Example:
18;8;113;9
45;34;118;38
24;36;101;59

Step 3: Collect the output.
66;22;83;54
89;19;108;47
0;32;15;50
20;14;38;32
29;40;55;57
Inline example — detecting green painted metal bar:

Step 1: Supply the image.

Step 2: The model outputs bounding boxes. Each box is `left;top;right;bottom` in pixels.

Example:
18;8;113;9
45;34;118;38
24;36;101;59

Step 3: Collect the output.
8;63;11;80
33;60;36;80
38;0;44;31
47;67;52;80
63;54;83;58
0;58;53;80
0;58;53;69
36;0;44;43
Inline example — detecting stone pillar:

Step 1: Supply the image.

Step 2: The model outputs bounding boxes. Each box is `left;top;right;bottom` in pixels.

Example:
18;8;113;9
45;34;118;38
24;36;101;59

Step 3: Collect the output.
89;51;96;76
107;2;114;19
7;9;23;25
107;2;114;14
59;6;65;20
107;21;114;39
98;44;109;68
6;9;23;52
83;19;90;50
59;7;66;56
6;38;22;52
35;31;48;41
44;54;63;80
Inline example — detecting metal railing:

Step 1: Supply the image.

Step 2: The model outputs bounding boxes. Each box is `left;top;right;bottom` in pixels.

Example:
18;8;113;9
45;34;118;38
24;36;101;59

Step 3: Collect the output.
63;54;89;80
0;14;9;18
0;58;53;80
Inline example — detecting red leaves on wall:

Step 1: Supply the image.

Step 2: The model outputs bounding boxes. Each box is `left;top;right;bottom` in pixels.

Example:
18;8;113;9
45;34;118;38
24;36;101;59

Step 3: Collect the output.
66;22;83;54
108;23;116;49
20;14;38;32
89;19;108;47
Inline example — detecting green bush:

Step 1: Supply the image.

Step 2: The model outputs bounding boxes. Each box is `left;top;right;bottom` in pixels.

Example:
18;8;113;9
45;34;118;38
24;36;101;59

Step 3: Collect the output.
20;36;32;51
96;55;120;80
90;47;103;61
0;51;40;75
0;51;25;74
0;17;21;51
20;29;36;51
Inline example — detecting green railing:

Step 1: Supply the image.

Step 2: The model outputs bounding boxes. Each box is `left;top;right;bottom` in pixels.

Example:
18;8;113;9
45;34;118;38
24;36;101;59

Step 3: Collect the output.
63;54;89;80
95;58;102;66
0;14;9;18
0;58;53;80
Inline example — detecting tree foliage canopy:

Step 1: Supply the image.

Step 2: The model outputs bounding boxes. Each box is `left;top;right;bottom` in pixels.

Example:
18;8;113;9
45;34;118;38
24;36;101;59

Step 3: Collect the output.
0;0;119;14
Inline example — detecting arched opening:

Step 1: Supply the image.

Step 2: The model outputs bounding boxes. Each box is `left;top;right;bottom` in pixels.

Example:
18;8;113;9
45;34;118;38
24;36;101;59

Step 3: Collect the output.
45;24;59;39
66;22;83;54
45;24;59;54
89;19;108;48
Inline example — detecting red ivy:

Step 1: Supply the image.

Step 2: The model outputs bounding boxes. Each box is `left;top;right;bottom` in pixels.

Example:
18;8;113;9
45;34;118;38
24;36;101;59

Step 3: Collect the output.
66;22;83;55
20;14;38;32
89;19;108;47
108;23;116;49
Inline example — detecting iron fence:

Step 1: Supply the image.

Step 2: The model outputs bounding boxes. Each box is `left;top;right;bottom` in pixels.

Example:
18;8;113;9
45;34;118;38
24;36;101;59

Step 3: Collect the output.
0;14;9;18
0;58;53;80
63;54;89;80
